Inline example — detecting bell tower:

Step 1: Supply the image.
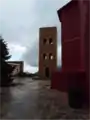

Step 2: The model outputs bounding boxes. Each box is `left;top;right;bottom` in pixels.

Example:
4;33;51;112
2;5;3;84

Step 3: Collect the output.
39;27;57;79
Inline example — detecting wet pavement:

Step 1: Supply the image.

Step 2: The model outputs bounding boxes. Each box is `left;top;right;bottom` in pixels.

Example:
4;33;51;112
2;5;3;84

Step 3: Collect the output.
0;78;89;119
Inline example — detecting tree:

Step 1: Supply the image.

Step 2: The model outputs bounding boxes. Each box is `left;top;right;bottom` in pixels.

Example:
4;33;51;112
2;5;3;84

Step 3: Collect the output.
0;36;15;86
0;36;11;61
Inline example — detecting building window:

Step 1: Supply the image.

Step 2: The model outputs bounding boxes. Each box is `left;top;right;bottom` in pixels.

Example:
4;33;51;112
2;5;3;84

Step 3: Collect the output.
43;53;48;60
43;38;47;44
49;53;54;60
49;38;53;44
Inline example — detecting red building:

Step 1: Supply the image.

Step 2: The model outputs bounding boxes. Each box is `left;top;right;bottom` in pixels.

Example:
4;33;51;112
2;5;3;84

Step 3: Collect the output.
83;0;90;106
51;0;89;107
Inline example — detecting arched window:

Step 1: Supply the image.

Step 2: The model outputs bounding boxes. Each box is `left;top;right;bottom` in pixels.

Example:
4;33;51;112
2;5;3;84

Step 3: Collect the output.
43;53;48;60
49;38;53;44
49;53;54;60
43;38;47;44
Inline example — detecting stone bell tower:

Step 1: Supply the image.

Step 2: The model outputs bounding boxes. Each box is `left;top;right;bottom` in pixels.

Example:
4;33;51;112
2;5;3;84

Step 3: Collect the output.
39;27;57;79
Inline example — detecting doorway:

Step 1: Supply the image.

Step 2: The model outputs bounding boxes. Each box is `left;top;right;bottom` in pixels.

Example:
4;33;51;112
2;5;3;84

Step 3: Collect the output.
45;67;49;78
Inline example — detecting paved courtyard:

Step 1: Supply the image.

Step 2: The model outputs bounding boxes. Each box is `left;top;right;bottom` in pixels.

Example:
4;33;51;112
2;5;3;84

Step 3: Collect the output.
0;78;89;119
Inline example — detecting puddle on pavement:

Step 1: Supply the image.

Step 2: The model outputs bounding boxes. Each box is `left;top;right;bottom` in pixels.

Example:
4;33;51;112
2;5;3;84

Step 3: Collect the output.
0;78;89;119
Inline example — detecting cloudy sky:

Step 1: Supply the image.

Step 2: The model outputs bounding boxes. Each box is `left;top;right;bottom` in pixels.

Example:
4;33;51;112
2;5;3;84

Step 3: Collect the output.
0;0;70;73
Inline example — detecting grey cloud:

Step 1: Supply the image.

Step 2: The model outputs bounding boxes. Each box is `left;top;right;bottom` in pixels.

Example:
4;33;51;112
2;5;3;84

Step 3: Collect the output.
0;0;69;44
0;0;70;70
23;39;39;67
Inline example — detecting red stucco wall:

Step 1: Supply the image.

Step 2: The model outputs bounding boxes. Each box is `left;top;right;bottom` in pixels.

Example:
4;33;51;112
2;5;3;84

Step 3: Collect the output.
51;70;86;92
59;1;84;71
51;0;86;91
51;0;89;106
83;1;90;104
